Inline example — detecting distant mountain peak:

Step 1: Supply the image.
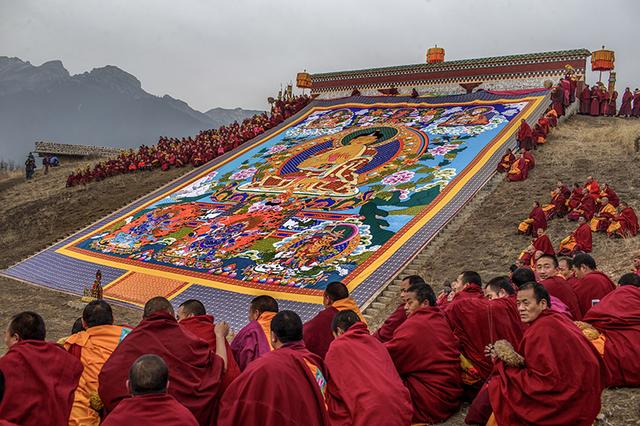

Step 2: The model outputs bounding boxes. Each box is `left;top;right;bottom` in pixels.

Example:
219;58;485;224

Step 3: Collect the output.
76;65;144;96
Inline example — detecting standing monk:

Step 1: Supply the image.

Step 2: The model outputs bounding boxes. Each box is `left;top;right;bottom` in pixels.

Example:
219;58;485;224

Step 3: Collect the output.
0;312;83;426
385;284;463;424
303;282;366;359
487;283;605;426
571;253;616;316
516;119;533;151
218;311;329;426
590;84;602;116
618;87;633;117
325;311;413;426
231;295;279;371
580;84;591;114
607;89;618;116
633;89;640;117
559;216;593;255
373;275;424;342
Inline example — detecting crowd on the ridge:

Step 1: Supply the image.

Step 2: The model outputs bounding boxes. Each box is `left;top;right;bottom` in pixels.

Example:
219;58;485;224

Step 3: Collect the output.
65;95;310;187
578;83;640;117
1;252;640;425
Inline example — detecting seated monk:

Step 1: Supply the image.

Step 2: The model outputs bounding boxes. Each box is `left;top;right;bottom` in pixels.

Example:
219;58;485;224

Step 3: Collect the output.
445;277;523;396
571;253;616;317
607;201;639;237
385;284;463;424
598;183;620;208
373;275;424;343
542;181;570;219
325;311;413;426
176;299;240;389
511;268;572;318
506;153;529;182
537;115;550;134
582;274;640;387
303;281;366;359
567;192;596;221
218;311;329;426
584;176;600;197
99;297;228;425
535;254;582;320
545;106;558;127
437;270;484;307
101;355;198;426
231;295;279;371
532;228;555;255
589;196;617;232
567;182;584;210
496;148;515;173
516;119;533;151
0;312;83;426
558;216;593;255
522;148;535;169
516;245;536;269
62;301;132;426
558;256;580;288
487;283;606;426
518;201;547;236
531;123;546;146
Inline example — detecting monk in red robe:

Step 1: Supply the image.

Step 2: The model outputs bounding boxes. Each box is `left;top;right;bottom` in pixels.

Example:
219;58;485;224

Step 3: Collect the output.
590;85;603;116
488;283;606;425
303;281;366;359
99;297;227;425
618;87;633;117
176;299;240;389
218;310;329;426
559;216;593;255
558;257;581;288
373;275;425;342
231;295;279;370
567;183;584;210
518;201;547;236
543;183;569;219
0;312;83;426
633;89;640;117
599;183;620;207
531;123;546;147
102;355;198;426
535;254;582;320
584;176;601;197
607;201;639;237
583;275;640;386
571;253;616;316
590;196;617;232
545;107;558;127
437;270;484;307
551;85;564;116
579;84;591;114
506;153;529;182
532;228;555;255
537;116;550;135
567;192;596;221
516;119;533;151
385;284;463;424
496;148;515;173
325;311;413;426
607;90;618;116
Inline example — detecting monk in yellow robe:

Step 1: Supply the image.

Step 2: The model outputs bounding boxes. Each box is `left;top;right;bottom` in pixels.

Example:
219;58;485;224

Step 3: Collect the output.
590;197;617;232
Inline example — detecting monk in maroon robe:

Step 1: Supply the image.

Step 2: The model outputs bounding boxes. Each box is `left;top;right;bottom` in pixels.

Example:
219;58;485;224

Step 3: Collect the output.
386;284;463;423
607;90;618;116
567;192;596;221
488;283;606;426
496;148;515;173
176;299;240;389
102;355;198;426
567;183;584;210
218;311;329;426
559;217;593;255
99;297;227;425
0;312;83;426
551;85;564;116
506;154;529;182
535;254;582;320
618;87;633;117
584;278;640;387
532;228;555;255
633;89;640;117
599;183;620;207
579;85;591;114
325;311;413;426
590;85;602;116
607;202;639;237
525;201;547;236
571;253;616;316
373;275;425;342
303;282;366;359
516;119;533;151
437;270;484;307
231;295;279;370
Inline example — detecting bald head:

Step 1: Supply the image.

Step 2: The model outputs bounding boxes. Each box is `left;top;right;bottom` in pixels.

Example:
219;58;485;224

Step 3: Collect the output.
143;297;174;319
128;354;168;396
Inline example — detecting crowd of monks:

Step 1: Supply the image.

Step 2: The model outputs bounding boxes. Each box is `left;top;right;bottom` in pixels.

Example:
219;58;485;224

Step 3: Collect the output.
65;96;310;187
2;254;640;425
578;84;640;117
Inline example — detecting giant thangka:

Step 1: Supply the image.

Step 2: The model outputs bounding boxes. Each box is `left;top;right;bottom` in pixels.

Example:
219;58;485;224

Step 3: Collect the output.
4;91;548;328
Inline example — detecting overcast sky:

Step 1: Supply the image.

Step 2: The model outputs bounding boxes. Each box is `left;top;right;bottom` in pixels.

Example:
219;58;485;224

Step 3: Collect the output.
1;0;638;111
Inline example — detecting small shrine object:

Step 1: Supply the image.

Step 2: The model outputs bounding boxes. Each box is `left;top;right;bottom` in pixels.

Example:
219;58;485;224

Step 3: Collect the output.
296;71;312;89
427;45;445;64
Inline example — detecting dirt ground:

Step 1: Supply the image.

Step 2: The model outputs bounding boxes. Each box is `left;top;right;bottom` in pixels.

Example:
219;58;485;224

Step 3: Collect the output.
0;115;639;424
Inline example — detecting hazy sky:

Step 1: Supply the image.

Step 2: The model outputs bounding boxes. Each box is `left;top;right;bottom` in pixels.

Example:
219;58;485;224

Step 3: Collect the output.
1;0;638;111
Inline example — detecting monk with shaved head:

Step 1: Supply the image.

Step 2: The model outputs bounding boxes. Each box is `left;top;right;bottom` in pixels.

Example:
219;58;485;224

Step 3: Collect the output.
231;295;279;371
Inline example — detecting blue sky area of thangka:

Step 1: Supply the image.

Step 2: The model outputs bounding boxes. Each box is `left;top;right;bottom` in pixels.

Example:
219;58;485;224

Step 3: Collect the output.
76;101;529;290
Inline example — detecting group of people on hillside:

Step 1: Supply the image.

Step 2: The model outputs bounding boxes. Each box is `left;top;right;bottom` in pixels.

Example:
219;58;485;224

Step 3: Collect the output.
579;83;640;117
2;253;639;425
65;95;310;187
517;177;638;267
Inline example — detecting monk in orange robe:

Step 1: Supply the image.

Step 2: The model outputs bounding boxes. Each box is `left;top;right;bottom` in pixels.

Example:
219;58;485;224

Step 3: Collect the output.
584;176;600;197
518;201;547;236
0;312;83;426
373;275;425;342
590;197;617;232
571;253;616;316
303;281;366;359
506;153;529;182
102;355;198;426
545;106;558;127
218;311;329;426
607;202;639;237
231;295;279;370
583;275;640;387
176;299;240;389
63;301;131;426
535;254;583;320
559;216;593;255
385;284;463;424
99;297;228;425
325;311;413;426
496;148;515;173
487;283;606;426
